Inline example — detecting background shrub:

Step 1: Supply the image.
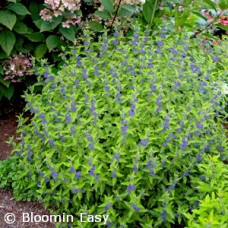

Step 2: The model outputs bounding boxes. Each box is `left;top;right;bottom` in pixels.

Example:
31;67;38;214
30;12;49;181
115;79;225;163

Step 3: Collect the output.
8;25;228;227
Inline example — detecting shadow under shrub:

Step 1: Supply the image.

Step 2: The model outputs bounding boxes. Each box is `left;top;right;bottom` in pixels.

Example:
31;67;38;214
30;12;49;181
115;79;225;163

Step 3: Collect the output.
10;26;228;227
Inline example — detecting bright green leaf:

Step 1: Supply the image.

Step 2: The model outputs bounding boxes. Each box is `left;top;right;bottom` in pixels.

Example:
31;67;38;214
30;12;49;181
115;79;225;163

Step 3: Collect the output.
0;30;16;56
7;3;30;16
0;10;17;30
219;0;228;10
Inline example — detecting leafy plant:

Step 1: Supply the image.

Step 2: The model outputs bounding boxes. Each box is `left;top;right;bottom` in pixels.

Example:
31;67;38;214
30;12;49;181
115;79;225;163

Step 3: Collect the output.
10;25;228;227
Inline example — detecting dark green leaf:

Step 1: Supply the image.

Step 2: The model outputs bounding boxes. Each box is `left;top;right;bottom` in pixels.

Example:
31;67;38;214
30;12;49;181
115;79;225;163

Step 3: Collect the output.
204;0;217;11
95;10;112;20
0;84;14;100
24;33;45;42
14;22;28;34
51;16;63;29
29;2;44;21
7;3;30;16
59;26;75;42
40;21;53;32
15;38;31;53
0;30;16;56
46;35;60;52
118;4;136;17
101;0;115;13
143;0;158;25
0;10;17;30
34;44;47;59
0;75;10;88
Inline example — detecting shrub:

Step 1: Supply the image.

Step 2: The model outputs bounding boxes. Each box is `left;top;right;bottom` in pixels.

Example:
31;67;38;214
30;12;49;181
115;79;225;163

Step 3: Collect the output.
10;26;227;227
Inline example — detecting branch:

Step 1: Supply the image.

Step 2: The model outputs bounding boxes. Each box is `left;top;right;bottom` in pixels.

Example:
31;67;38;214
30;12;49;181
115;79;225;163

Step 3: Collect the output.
110;0;122;28
190;11;223;39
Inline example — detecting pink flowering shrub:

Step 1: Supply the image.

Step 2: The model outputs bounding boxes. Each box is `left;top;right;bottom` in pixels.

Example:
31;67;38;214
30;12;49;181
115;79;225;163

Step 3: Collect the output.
3;53;32;83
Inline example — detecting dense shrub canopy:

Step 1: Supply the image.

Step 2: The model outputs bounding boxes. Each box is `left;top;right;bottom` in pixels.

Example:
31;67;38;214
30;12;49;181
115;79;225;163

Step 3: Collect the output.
11;27;228;227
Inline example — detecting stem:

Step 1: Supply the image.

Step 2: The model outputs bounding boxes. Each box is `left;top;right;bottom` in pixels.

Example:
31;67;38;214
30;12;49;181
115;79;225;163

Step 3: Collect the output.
190;11;223;39
110;0;122;28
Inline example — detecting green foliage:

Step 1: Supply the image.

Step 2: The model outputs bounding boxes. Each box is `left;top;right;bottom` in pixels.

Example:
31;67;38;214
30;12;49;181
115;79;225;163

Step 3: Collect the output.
184;156;228;227
0;155;39;201
10;26;228;227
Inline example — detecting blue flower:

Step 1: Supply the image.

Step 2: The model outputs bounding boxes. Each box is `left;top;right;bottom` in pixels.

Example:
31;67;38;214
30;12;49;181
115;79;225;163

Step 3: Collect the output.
66;115;71;124
48;140;54;147
112;172;117;178
70;166;75;173
161;209;167;222
129;109;135;117
140;138;148;147
157;40;164;47
88;142;95;150
127;184;136;194
150;85;157;91
72;188;80;194
89;166;96;176
180;138;188;150
51;171;58;178
132;204;140;212
196;123;204;129
71;103;76;112
104;204;113;211
132;165;138;172
75;171;81;180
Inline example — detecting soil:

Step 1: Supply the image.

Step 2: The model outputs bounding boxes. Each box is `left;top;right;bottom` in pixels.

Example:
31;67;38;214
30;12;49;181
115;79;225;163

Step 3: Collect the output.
0;108;55;228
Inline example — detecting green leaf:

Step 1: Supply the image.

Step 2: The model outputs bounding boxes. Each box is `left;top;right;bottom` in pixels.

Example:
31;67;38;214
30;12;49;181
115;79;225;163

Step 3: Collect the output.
0;10;17;30
14;21;28;34
46;35;60;52
34;44;47;59
29;2;43;21
0;75;10;88
0;84;14;100
15;37;31;53
40;21;53;32
216;23;228;31
0;30;16;56
7;3;30;16
51;16;63;29
95;11;112;20
24;33;45;42
88;21;104;32
118;4;136;17
204;0;217;11
219;0;228;10
59;26;75;42
192;11;208;21
101;0;115;13
143;0;158;25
